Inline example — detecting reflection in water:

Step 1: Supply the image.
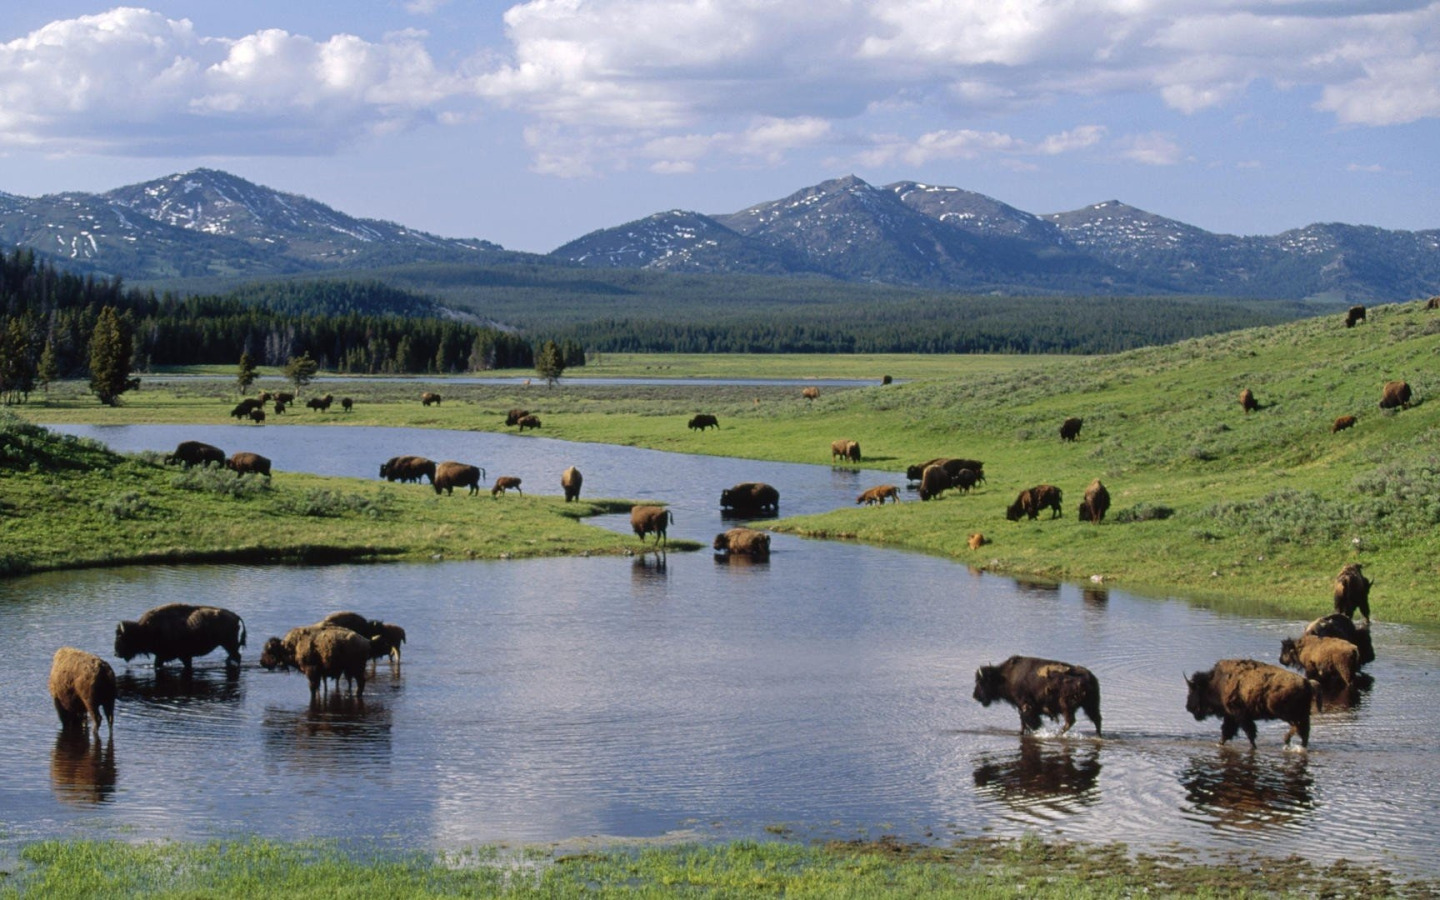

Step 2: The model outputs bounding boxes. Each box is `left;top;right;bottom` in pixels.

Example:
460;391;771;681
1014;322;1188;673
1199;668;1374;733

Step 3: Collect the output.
630;552;668;579
1180;749;1314;831
712;553;770;570
50;732;117;806
1014;580;1061;599
118;667;244;706
973;737;1102;817
262;699;393;775
1082;589;1109;608
1317;676;1372;712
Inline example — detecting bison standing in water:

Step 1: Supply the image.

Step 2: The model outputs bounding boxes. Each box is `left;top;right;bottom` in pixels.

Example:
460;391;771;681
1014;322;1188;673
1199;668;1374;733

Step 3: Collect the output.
1077;479;1110;525
1184;658;1319;748
49;647;116;736
713;527;770;559
720;482;780;515
1280;635;1360;688
630;505;675;546
1304;613;1375;666
973;655;1102;737
561;466;583;501
856;485;899;506
1007;485;1063;521
114;603;246;673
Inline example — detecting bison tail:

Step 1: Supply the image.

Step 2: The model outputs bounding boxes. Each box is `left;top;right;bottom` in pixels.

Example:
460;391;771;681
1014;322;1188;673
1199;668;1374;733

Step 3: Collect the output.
1309;679;1323;713
239;618;247;648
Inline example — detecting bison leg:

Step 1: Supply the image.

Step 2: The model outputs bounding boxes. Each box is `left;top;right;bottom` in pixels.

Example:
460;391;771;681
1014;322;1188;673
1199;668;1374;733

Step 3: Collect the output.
1239;719;1258;748
1220;717;1240;744
1018;706;1044;734
1284;720;1310;749
1083;700;1102;737
1057;708;1076;735
54;697;75;729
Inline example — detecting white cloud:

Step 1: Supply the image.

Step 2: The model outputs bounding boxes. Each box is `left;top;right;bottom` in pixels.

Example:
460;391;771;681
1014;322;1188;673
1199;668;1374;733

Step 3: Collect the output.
1117;132;1184;166
857;125;1106;168
1348;162;1386;172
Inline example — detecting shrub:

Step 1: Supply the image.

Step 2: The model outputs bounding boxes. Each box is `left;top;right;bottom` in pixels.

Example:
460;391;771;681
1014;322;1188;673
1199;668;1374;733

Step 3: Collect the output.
170;465;271;499
94;491;152;521
275;489;392;519
1113;502;1175;524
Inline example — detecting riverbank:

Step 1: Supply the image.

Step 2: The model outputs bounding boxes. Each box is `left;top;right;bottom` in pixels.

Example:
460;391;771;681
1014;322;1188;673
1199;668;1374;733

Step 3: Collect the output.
4;834;1429;897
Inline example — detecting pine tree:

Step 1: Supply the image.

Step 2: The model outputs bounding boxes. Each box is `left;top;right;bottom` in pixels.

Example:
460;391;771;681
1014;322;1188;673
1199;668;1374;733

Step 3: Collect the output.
535;339;565;387
236;351;258;394
0;317;36;405
37;337;59;395
87;306;138;406
283;351;319;392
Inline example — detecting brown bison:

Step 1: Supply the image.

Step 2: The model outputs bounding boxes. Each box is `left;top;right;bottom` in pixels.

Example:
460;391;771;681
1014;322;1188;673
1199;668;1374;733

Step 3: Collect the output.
274;391;295;405
341;397;353;413
906;457;985;483
505;408;530;427
165;440;225;468
630;505;675;546
856;485;899;506
1077;479;1110;525
1333;562;1372;622
379;455;436;484
720;482;780;515
517;414;542;431
1280;635;1359;688
226;451;271;478
306;394;334;412
830;439;861;463
973;655;1102;737
490;475;523;497
1331;415;1357;433
433;461;486;496
1379;380;1412;410
1345;304;1366;327
1239;388;1258;413
1304;613;1375;666
967;532;989;550
1007;485;1063;521
421;392;442;407
1184;658;1319;748
688;414;719;431
713;526;771;559
918;464;950;501
561;466;583;502
114;603;246;673
262;625;371;700
318;612;407;663
1059;417;1083;442
1429;296;1440;310
230;397;264;420
249;408;265;425
49;647;116;736
801;386;819;401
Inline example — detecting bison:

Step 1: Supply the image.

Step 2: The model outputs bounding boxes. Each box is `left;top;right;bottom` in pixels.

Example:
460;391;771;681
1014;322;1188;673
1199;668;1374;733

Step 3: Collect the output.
1240;388;1259;413
274;391;295;405
906;457;985;484
319;611;407;664
688;414;719;431
719;482;780;515
951;468;980;493
1304;613;1375;666
1059;417;1083;442
263;625;371;700
1280;635;1360;688
630;505;675;546
830;439;861;463
856;485;899;506
306;394;333;412
713;526;770;559
517;414;542;431
561;466;583;502
433;461;486;496
1429;296;1440;311
1333;563;1372;622
490;475;522;497
918;464;950;502
1345;304;1367;328
1077;479;1110;525
1184;658;1319;748
248;408;265;425
1007;485;1063;521
273;400;287;415
379;455;436;484
967;532;989;550
165;441;225;468
1379;380;1412;410
421;392;442;407
226;451;271;478
341;397;353;413
1332;415;1357;433
114;603;246;673
49;647;116;736
505;408;530;427
801;386;819;401
973;655;1102;737
230;397;264;420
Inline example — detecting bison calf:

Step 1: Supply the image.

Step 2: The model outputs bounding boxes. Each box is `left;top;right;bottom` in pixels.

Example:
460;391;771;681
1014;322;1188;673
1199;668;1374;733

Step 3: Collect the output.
490;475;523;497
1331;415;1357;433
856;485;898;506
973;655;1102;736
1185;658;1318;748
49;647;116;736
1280;635;1359;688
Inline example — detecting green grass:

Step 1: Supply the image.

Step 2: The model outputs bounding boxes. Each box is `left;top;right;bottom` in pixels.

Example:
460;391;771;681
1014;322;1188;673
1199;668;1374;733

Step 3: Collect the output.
2;835;1430;898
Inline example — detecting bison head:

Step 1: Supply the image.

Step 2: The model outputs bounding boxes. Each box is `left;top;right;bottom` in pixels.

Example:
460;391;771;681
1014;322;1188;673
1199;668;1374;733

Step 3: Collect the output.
1183;671;1212;720
712;533;731;552
1279;638;1300;669
1005;501;1024;522
258;637;293;670
113;621;145;661
972;666;1005;707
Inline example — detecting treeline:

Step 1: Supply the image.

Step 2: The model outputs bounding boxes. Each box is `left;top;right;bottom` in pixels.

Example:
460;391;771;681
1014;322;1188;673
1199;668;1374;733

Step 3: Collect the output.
0;249;583;403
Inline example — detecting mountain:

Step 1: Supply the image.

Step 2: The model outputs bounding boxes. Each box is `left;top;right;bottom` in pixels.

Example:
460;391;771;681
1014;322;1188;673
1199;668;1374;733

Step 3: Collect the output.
549;209;801;275
0;169;512;280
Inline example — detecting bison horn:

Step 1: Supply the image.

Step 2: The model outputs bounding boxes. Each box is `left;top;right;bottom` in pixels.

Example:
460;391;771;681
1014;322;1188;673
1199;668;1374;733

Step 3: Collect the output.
1182;672;1191;686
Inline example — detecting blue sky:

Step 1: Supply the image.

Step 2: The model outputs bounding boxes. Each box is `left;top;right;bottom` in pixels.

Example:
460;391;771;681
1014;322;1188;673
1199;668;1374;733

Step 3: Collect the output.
1;2;1438;253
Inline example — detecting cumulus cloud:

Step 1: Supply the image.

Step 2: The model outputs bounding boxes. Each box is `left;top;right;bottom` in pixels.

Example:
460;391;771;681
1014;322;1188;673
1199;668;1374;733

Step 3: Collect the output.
857;125;1105;168
1117;132;1185;166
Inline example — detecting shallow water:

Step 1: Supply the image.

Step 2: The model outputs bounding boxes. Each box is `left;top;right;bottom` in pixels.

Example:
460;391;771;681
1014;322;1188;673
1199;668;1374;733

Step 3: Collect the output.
6;425;1439;874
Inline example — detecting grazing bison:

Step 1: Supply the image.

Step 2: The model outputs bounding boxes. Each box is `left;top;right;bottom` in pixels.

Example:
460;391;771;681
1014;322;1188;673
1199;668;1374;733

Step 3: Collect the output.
801;386;819;401
918;465;950;502
1379;380;1412;410
1240;388;1258;413
1184;658;1319;748
274;391;295;405
273;400;287;415
968;532;989;550
1077;479;1110;525
1345;304;1367;327
306;394;334;412
973;655;1102;737
505;408;530;427
630;505;675;546
49;647;116;736
490;475;522;497
1332;415;1357;433
1007;485;1063;521
719;482;780;515
1304;613;1375;666
248;408;265;425
114;603;246;673
713;526;771;559
1280;635;1360;688
1429;296;1440;311
561;466;583;502
856;485;899;506
907;457;985;483
165;440;225;468
951;468;980;493
517;414;542;431
1333;563;1372;622
421;392;442;407
688;414;719;431
379;455;436;484
319;612;406;663
226;451;272;478
341;397;353;413
230;397;264;420
830;439;861;463
433;461;486;496
1059;417;1083;442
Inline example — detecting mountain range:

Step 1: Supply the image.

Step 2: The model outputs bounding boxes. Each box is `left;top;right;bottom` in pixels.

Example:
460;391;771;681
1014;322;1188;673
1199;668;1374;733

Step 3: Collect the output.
3;168;1438;303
